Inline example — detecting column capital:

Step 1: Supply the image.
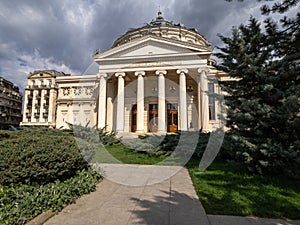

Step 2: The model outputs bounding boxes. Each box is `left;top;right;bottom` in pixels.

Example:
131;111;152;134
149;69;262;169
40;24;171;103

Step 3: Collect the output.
115;72;126;78
97;73;107;79
198;67;210;74
134;71;146;77
155;70;167;76
176;69;188;75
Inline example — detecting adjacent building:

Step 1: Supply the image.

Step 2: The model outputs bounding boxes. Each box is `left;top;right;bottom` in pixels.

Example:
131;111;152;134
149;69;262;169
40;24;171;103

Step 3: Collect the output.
20;70;69;127
21;12;226;133
0;77;22;129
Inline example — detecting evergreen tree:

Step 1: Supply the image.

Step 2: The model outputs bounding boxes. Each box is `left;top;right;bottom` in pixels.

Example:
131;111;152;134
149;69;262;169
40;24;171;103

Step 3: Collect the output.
217;1;300;176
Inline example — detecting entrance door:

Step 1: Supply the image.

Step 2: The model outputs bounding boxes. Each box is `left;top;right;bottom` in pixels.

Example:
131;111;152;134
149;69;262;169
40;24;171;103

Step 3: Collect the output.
149;104;158;132
131;104;137;132
167;104;178;132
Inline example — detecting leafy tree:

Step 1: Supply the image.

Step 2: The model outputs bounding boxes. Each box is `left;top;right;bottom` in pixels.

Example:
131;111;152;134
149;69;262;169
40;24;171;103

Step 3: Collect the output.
217;0;300;176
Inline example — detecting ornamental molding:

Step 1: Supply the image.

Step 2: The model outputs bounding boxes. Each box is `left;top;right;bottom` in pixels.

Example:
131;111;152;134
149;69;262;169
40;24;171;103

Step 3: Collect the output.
155;70;167;76
198;67;210;74
115;72;126;78
134;71;146;77
97;73;108;79
60;87;95;97
176;69;189;74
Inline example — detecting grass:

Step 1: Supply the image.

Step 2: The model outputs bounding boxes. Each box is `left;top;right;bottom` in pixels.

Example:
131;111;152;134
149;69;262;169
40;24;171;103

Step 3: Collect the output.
186;158;300;220
92;143;167;165
93;142;300;219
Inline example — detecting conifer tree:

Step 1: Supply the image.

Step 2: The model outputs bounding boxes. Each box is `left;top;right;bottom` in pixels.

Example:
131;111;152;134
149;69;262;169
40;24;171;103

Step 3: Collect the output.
217;0;300;176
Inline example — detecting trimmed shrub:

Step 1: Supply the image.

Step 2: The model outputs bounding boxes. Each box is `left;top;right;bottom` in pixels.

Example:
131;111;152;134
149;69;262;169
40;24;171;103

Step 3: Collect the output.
0;128;89;185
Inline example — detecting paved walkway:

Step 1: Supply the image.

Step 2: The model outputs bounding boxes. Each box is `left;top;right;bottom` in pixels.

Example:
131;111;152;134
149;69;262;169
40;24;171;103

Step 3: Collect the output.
44;164;300;225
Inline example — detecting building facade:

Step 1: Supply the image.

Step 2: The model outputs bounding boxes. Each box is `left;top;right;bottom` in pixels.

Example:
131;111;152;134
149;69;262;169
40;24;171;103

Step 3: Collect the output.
0;77;22;129
20;70;69;127
21;12;226;133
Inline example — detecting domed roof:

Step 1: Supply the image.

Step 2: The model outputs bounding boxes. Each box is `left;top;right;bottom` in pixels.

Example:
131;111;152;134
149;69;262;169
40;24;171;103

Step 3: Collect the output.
112;12;211;49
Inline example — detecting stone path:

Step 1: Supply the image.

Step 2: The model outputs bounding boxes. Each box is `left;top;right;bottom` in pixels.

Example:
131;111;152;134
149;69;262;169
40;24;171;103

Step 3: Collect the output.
44;165;210;225
43;164;300;225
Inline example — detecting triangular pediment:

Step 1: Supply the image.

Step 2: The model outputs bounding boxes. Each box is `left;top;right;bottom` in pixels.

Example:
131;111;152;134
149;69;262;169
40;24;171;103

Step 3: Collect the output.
28;71;54;79
94;35;211;60
28;70;67;79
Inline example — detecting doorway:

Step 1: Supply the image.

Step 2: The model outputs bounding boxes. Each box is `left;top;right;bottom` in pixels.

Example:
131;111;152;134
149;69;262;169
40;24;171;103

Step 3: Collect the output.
131;104;137;132
149;104;158;132
167;104;178;132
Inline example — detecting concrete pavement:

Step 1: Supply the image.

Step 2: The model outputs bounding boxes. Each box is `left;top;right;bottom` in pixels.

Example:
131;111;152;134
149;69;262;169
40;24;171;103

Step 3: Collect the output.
43;164;300;225
44;165;210;225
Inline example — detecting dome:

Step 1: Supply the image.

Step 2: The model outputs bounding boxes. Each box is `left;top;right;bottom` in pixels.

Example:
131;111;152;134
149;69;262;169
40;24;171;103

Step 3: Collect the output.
112;11;211;48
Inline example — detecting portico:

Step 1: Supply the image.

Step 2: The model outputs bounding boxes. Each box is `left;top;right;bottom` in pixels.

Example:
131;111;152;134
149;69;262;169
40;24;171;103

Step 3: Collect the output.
94;67;211;133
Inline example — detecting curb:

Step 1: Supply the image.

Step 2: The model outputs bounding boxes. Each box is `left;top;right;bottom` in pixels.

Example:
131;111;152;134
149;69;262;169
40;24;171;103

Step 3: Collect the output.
25;210;55;225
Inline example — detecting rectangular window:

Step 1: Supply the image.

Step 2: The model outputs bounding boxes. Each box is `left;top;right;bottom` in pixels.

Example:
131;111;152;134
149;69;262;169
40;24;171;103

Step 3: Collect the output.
149;104;158;110
208;83;216;120
167;104;178;110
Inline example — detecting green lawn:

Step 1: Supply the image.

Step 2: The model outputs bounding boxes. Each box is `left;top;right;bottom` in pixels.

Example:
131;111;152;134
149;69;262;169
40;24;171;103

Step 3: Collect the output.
93;144;300;219
92;143;166;165
187;158;300;220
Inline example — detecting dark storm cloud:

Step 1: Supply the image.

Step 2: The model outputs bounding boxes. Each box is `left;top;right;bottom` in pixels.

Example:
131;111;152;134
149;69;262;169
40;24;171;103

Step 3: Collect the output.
88;0;160;51
0;0;266;90
171;0;262;48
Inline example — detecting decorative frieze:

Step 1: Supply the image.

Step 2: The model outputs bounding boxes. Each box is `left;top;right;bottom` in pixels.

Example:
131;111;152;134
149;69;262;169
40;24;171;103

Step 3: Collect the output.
60;87;95;97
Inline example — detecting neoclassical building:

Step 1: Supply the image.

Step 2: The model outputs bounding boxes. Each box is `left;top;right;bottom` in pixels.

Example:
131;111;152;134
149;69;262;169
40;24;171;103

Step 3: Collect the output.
21;12;226;133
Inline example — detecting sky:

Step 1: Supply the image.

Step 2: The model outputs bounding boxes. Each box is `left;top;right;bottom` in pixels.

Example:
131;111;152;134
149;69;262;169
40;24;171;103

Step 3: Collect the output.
0;0;290;92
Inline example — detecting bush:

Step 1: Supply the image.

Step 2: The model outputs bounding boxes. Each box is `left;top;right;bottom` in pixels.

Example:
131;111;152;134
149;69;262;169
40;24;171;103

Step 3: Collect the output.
131;133;180;156
0;128;89;185
159;133;180;152
0;132;10;141
193;132;210;158
98;127;120;145
65;123;120;146
220;133;300;178
0;169;101;225
0;128;102;225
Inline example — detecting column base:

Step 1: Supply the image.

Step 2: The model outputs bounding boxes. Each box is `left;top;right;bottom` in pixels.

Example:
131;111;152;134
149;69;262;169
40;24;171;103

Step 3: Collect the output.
157;130;167;135
135;130;145;133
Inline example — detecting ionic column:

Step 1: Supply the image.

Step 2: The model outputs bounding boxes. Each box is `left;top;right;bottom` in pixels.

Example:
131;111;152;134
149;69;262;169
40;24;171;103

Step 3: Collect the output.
177;69;188;131
188;96;195;131
135;71;145;132
115;72;126;132
48;89;56;124
198;68;210;131
155;70;167;132
40;90;45;122
22;90;29;122
97;73;107;129
106;81;114;132
31;90;38;122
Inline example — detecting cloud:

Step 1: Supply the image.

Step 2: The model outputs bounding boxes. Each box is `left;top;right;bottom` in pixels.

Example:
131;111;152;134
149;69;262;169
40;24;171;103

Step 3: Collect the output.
0;48;79;92
0;0;297;93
